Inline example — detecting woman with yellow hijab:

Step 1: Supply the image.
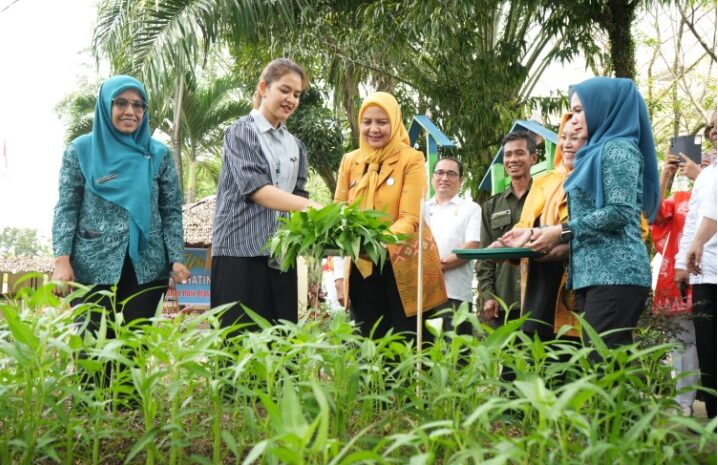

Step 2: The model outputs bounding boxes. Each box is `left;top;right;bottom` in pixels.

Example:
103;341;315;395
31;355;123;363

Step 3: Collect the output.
501;114;585;339
334;92;446;339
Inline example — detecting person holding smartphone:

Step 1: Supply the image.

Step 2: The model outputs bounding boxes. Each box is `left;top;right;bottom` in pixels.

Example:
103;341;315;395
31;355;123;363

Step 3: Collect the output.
674;111;717;181
673;110;718;419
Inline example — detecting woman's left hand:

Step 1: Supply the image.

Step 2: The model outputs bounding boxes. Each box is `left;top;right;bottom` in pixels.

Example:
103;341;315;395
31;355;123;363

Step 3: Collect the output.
679;154;702;181
172;262;191;284
534;243;569;262
527;225;562;253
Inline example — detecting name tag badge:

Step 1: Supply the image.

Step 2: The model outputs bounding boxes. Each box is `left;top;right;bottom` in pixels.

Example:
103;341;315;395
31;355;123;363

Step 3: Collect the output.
96;173;118;184
490;209;511;219
386;176;395;186
490;209;512;229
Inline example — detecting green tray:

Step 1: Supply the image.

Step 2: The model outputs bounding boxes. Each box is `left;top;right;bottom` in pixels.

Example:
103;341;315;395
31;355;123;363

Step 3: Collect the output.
453;247;542;260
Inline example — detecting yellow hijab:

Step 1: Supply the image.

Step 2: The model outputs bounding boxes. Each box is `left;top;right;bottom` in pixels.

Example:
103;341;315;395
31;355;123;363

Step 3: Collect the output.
352;92;413;277
540;113;572;226
353;92;411;210
515;113;572;229
515;114;650;236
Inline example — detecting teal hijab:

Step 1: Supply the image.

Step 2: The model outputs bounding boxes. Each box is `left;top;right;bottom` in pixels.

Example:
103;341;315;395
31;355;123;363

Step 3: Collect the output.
563;77;660;221
72;75;165;262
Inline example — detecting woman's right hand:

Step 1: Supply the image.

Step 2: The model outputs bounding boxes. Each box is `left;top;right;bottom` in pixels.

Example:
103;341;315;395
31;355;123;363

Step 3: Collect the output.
51;256;75;296
499;228;532;248
306;199;323;210
662;153;680;180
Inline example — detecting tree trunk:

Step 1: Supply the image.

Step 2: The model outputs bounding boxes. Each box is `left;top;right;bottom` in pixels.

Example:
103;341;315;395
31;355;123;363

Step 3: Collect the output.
605;0;637;79
186;144;197;203
318;166;337;196
671;14;686;137
172;74;185;200
341;69;360;149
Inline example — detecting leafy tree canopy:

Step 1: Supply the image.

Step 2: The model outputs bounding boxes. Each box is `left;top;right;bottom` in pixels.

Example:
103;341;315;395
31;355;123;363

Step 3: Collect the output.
0;228;51;258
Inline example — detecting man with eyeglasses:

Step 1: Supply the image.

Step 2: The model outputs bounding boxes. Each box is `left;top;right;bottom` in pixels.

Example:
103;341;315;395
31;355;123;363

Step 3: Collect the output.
476;131;537;328
424;157;481;335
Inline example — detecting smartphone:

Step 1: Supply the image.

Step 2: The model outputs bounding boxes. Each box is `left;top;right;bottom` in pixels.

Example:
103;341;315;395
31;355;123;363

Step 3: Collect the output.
669;134;702;164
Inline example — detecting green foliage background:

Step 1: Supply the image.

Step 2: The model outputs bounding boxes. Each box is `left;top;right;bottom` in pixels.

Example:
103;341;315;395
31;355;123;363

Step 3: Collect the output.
0;227;51;257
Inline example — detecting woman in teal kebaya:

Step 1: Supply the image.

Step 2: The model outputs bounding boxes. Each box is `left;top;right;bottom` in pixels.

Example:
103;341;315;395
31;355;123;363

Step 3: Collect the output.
52;76;189;387
522;77;659;358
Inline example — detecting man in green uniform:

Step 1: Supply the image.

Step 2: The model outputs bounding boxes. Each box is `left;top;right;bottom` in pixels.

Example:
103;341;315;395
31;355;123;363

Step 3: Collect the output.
477;131;537;328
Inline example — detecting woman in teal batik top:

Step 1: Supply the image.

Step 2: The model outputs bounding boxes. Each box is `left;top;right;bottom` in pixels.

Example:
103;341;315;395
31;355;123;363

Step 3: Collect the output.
524;77;659;358
52;75;189;343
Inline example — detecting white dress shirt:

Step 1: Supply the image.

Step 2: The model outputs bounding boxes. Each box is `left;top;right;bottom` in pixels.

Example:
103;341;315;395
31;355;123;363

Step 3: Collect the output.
675;161;717;284
424;194;482;302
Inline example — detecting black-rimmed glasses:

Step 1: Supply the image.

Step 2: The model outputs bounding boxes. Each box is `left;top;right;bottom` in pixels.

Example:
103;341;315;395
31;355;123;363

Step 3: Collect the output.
433;170;460;178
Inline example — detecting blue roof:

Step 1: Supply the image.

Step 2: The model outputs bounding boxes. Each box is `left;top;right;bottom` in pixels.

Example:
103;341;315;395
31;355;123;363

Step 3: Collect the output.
408;115;455;147
478;120;558;192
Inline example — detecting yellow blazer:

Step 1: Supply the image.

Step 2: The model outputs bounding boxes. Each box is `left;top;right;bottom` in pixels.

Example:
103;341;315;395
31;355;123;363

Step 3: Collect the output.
334;147;426;234
334;147;447;315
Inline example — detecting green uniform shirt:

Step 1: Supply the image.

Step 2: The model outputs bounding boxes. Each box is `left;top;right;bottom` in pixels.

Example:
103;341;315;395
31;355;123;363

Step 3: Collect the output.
476;181;532;315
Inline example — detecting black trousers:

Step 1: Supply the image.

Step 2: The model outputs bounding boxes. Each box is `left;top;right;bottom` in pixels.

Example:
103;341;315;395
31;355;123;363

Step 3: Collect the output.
575;285;649;361
211;256;298;331
349;261;421;341
75;255;168;337
692;283;716;418
74;255;168;393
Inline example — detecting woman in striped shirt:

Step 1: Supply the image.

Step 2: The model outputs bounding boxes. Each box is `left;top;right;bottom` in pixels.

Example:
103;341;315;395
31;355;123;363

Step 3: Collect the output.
211;58;320;332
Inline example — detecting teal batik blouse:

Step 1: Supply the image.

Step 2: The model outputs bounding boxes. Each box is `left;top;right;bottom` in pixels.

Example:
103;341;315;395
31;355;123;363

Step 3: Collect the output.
566;139;651;290
52;143;184;285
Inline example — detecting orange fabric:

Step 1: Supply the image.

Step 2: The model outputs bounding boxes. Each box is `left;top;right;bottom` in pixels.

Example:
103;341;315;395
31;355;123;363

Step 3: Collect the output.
514;114;579;336
334;92;446;315
640;214;649;242
514;113;572;229
387;222;447;316
353;92;411;211
335;92;422;277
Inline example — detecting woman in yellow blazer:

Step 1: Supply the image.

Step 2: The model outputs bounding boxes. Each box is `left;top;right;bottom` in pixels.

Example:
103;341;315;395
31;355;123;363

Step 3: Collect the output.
508;114;583;340
503;114;649;341
334;92;445;340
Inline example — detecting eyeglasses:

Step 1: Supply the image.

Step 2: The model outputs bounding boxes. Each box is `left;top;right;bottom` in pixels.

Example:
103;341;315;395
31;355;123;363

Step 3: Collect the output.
112;98;147;112
433;170;460;179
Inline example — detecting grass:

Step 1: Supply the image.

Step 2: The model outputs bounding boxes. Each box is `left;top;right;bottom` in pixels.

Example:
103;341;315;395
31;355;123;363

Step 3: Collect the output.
0;282;715;464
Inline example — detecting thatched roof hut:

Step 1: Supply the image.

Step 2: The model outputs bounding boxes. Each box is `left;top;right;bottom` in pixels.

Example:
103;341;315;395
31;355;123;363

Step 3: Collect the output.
0;256;54;274
183;195;215;247
0;196;215;278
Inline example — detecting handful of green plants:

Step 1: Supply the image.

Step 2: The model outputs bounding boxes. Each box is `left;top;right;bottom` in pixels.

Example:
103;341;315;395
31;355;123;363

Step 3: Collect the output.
263;201;408;272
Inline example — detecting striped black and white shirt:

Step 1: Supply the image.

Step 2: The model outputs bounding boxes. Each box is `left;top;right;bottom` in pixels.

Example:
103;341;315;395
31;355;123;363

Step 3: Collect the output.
212;112;308;257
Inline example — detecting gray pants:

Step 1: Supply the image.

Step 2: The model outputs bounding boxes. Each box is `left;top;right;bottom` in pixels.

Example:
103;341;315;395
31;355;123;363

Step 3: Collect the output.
672;318;699;411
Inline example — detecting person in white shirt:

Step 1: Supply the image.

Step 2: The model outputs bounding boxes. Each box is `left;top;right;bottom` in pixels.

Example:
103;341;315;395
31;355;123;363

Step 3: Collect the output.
424;157;482;334
675;159;717;419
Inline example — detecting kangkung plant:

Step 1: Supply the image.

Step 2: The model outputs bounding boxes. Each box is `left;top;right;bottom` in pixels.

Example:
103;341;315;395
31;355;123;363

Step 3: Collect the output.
0;283;715;464
263;201;407;272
